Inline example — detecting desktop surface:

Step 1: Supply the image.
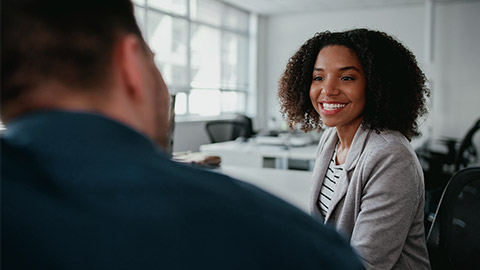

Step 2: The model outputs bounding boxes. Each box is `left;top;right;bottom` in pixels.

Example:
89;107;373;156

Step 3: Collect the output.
200;139;318;169
215;165;312;212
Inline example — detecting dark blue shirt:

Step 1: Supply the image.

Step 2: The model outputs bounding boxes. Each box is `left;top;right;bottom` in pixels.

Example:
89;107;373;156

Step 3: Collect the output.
1;110;363;269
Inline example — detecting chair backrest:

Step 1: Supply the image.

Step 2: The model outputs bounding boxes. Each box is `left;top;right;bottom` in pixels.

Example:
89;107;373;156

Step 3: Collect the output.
456;118;480;171
234;114;255;138
164;94;176;155
205;120;249;143
426;167;480;269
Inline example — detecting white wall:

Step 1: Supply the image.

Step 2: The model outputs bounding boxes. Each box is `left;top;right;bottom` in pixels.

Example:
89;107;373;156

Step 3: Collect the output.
260;1;480;146
431;1;480;140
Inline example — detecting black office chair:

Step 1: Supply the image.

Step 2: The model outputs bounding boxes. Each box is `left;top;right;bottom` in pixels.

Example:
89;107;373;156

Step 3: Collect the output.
204;114;255;143
426;167;480;270
418;118;480;181
234;114;255;138
164;94;176;155
418;118;480;230
204;121;246;144
455;119;480;171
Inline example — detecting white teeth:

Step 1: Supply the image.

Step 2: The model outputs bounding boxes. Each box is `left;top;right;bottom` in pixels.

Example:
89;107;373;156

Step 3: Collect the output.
323;103;346;111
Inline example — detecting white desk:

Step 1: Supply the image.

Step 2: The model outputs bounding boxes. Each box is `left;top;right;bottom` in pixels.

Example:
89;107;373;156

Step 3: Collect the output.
200;140;318;170
216;165;312;212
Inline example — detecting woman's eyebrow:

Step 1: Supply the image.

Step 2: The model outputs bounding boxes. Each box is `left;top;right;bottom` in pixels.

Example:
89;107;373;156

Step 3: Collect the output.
339;66;361;72
313;66;361;72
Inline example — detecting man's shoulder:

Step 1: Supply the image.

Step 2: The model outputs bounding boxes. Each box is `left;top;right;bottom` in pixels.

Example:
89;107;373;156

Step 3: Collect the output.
163;162;363;268
1;112;363;270
154;159;309;221
154;160;333;230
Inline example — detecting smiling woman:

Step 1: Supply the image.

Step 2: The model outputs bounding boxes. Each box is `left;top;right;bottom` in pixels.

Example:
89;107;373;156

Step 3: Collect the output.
309;45;366;134
278;29;431;269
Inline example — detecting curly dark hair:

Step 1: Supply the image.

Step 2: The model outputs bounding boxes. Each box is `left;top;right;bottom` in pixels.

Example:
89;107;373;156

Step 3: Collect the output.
278;28;429;140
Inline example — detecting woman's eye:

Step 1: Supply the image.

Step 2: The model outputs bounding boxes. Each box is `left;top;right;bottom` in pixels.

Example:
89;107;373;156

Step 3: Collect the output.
313;76;323;81
341;76;354;81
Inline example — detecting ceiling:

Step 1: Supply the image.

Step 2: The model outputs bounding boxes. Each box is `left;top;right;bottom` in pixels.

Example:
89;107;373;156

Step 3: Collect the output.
220;0;470;15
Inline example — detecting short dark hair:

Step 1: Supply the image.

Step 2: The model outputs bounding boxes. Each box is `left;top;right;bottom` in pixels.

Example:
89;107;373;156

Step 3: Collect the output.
1;0;143;108
278;28;430;139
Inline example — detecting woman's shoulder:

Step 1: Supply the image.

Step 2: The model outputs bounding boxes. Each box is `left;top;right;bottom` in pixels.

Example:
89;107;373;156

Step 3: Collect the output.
360;129;425;193
360;128;420;170
366;129;412;152
364;129;423;175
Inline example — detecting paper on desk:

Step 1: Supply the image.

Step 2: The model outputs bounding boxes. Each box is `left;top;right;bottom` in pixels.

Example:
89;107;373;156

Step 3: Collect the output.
172;151;221;167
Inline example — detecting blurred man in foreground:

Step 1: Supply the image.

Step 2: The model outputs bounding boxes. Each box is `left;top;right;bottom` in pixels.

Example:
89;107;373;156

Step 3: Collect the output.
1;0;363;269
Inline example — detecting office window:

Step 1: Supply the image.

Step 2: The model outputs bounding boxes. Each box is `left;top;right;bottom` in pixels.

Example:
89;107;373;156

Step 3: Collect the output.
147;12;189;89
191;25;221;89
149;0;188;16
134;0;253;119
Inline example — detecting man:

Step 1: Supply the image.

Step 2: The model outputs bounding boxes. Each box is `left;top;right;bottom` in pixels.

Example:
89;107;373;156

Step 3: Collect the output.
1;0;363;269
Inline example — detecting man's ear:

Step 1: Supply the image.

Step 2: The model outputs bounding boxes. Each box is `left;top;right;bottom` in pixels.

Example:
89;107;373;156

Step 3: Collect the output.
114;34;147;103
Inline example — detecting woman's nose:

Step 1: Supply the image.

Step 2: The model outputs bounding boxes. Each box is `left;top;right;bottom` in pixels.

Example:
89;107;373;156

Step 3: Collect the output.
322;77;339;96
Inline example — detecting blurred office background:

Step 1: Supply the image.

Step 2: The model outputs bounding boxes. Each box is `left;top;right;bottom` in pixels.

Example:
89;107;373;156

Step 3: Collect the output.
131;0;480;153
3;0;476;154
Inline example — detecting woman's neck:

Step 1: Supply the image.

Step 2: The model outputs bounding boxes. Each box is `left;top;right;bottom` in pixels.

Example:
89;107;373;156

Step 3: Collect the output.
335;120;363;165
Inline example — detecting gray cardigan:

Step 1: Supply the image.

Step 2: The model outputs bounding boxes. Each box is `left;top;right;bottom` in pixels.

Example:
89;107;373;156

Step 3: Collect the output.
310;126;430;270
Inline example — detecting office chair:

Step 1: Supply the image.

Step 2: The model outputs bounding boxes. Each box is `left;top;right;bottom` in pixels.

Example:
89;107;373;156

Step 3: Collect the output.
455;119;480;171
204;114;255;143
164;94;176;155
234;114;255;138
426;167;480;270
418;118;480;231
418;118;480;180
205;120;249;143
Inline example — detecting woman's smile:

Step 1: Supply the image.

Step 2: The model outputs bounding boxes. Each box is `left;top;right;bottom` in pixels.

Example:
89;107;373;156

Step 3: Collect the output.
320;102;347;114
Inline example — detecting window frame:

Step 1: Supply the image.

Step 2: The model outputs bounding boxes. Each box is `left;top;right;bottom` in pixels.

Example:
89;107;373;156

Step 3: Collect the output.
134;0;255;122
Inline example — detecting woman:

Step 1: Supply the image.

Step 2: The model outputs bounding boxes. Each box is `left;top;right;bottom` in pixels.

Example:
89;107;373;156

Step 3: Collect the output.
278;29;431;269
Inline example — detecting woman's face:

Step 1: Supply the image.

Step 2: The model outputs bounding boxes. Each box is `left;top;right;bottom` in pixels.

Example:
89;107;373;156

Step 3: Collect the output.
309;45;366;131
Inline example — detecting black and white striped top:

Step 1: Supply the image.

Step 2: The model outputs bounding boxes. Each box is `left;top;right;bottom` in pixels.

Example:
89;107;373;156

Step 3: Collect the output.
317;149;344;218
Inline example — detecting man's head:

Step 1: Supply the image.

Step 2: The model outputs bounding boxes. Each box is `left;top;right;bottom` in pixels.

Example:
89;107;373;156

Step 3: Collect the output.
1;0;171;148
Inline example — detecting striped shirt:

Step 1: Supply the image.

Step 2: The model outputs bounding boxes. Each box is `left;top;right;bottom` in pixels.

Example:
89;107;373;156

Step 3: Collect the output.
317;149;344;219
